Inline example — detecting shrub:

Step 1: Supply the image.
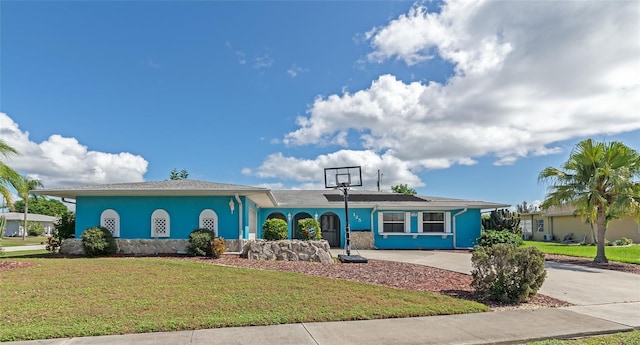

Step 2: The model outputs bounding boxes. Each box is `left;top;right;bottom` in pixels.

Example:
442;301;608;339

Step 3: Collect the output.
53;212;76;247
187;228;216;256
614;237;633;246
477;229;523;248
298;218;321;240
45;237;60;253
471;243;546;303
262;218;288;240
81;226;117;257
210;237;226;259
28;222;45;236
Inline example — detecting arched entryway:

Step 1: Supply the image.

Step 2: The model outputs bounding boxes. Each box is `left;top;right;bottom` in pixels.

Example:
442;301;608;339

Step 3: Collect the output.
320;212;341;247
292;212;312;240
266;212;287;221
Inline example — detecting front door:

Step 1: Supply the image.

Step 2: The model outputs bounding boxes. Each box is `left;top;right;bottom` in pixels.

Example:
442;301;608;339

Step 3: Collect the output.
321;213;340;247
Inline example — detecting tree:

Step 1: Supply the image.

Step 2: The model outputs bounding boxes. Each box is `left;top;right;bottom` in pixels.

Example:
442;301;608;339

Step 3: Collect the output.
391;184;417;195
0;139;21;210
516;201;539;214
538;139;640;263
14;176;44;240
14;197;69;217
169;168;189;180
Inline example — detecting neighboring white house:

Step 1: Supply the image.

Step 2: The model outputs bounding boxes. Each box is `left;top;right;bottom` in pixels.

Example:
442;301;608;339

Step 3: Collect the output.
1;212;57;237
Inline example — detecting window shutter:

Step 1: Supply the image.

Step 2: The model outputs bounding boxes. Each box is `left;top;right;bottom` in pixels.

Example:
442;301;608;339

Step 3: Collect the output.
377;212;384;234
418;212;424;233
445;212;452;233
405;212;411;233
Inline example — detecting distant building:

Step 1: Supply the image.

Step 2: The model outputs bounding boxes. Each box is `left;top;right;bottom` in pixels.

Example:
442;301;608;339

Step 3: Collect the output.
520;205;640;243
1;212;57;237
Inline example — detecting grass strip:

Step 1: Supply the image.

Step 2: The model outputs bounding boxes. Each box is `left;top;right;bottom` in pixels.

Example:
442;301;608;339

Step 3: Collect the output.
523;241;640;264
0;257;487;341
528;330;640;344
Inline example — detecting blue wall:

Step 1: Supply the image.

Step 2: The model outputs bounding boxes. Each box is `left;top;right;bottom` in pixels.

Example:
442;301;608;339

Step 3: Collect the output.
75;195;483;249
453;208;481;248
76;196;241;239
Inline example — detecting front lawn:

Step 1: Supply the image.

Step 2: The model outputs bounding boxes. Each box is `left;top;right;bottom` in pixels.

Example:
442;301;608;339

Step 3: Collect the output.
523;241;640;264
0;257;487;342
527;330;640;344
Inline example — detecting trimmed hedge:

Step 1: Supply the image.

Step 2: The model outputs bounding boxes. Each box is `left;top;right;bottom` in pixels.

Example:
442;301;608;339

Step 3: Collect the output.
187;228;217;257
262;218;288;240
81;226;117;257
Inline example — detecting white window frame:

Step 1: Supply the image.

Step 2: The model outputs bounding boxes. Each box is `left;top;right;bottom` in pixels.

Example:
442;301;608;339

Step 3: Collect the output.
151;209;170;238
199;209;218;236
419;212;450;233
378;212;411;234
100;209;120;237
536;219;544;232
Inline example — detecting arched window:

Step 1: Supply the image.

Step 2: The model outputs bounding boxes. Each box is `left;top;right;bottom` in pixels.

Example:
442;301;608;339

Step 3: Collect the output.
199;209;218;236
100;209;120;237
151;209;170;238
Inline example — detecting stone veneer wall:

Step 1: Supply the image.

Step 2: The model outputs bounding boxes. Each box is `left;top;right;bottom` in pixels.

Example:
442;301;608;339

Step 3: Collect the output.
240;239;333;263
60;238;244;255
350;231;374;249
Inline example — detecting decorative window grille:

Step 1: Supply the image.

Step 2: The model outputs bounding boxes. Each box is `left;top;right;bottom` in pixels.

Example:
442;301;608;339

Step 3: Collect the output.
151;209;170;237
100;209;120;237
199;209;218;236
154;218;167;235
202;218;216;231
103;218;116;234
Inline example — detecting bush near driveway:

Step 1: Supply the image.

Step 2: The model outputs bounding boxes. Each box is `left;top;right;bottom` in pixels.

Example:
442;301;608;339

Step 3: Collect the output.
472;243;546;303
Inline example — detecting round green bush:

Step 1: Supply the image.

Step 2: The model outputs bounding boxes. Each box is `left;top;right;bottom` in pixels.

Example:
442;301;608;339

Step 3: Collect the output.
477;229;523;248
262;218;288;240
297;218;322;240
81;226;117;257
187;228;216;256
28;222;45;236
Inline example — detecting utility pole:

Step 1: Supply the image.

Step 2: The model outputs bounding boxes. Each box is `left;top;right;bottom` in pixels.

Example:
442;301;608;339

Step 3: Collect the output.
377;170;383;192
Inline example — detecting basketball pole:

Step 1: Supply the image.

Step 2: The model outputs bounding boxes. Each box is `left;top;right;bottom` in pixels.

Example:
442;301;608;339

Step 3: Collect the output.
342;185;351;256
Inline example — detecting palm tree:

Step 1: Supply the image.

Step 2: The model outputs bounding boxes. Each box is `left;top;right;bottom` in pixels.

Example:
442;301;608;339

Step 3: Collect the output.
0;139;21;211
538;139;640;263
15;176;44;240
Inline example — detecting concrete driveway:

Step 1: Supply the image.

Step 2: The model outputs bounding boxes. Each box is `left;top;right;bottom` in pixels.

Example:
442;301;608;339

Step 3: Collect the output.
340;249;640;328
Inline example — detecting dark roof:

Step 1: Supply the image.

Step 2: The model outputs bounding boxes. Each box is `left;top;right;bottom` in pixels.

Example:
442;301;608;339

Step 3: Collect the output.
324;193;426;202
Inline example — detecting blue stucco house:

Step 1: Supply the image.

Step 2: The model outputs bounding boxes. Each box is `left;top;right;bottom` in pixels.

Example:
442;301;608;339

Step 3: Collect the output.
36;180;508;253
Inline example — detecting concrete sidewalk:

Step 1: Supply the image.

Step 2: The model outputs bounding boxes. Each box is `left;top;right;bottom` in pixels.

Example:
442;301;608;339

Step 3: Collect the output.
4;309;632;345
2;244;46;252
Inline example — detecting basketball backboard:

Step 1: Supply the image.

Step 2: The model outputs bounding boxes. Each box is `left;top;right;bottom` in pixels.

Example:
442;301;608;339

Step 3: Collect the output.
324;166;362;188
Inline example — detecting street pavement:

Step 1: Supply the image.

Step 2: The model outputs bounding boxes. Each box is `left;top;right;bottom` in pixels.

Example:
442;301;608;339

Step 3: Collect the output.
3;248;638;345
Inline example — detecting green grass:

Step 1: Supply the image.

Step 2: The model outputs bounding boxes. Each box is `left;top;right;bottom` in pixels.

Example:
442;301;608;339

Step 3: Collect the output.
1;236;48;247
523;241;640;264
0;257;487;341
527;330;640;344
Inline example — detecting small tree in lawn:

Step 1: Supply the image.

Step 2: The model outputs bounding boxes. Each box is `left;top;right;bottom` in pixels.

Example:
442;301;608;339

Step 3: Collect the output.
539;139;640;264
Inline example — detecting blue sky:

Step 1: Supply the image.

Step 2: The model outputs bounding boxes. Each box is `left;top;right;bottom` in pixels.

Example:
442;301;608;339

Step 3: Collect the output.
1;0;638;208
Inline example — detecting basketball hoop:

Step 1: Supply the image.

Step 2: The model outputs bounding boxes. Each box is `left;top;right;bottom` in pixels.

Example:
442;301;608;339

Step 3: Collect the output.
323;166;367;264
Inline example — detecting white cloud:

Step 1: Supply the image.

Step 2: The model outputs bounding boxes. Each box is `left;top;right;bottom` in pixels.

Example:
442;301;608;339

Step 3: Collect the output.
281;0;640;172
287;64;308;77
253;54;273;69
0;113;148;187
252;150;424;191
